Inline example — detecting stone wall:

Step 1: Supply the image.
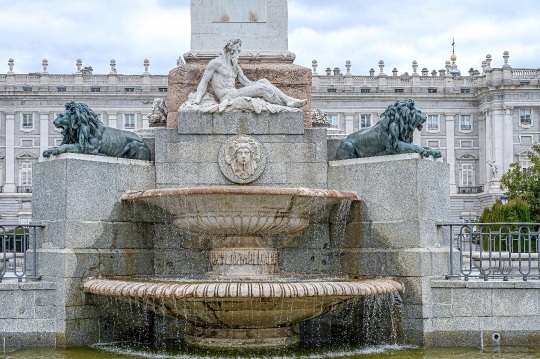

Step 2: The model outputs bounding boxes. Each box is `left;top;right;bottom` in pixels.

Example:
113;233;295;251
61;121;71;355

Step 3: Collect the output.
166;62;312;128
426;280;540;347
0;281;57;347
153;125;328;190
328;154;451;346
32;154;156;347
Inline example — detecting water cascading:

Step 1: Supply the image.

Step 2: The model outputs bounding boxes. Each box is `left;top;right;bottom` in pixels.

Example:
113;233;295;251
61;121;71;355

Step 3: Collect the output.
83;186;403;349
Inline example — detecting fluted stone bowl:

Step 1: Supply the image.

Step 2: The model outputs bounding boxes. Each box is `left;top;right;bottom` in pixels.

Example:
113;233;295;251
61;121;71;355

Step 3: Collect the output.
84;278;403;348
121;186;360;237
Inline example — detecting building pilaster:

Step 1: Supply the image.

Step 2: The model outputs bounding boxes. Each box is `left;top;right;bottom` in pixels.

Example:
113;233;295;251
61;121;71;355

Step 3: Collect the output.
4;114;16;192
345;113;354;135
445;114;456;193
491;107;504;191
503;106;514;174
40;114;49;156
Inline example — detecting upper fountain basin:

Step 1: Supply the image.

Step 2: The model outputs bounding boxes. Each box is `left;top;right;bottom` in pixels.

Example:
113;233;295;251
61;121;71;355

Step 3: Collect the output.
122;186;360;237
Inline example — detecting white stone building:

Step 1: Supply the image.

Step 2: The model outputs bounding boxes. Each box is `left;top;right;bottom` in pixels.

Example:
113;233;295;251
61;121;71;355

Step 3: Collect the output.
0;58;168;224
311;52;540;220
0;52;539;223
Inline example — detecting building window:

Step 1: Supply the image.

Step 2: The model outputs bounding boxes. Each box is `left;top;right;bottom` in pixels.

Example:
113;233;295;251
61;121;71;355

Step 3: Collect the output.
460;115;471;131
460;163;474;186
158;88;168;92
23;87;32;92
520;109;532;126
360;88;370;93
428;88;437;93
57;87;66;92
91;87;100;92
20;162;32;186
520;156;532;172
125;87;135;92
520;81;530;86
327;114;338;128
124;114;135;129
327;88;337;93
461;89;470;94
360;115;371;128
22;114;33;128
394;89;404;93
427;115;439;131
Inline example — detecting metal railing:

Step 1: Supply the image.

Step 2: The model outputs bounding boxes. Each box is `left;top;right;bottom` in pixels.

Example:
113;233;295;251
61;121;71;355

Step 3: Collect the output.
457;186;484;194
16;186;32;193
441;223;540;281
1;224;44;282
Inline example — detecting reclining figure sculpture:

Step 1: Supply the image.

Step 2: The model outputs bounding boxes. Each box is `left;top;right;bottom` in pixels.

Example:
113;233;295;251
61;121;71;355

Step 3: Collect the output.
336;99;441;160
180;39;308;114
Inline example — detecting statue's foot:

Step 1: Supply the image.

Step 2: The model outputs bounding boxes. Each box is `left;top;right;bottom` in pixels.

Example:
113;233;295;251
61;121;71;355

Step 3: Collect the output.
286;99;308;108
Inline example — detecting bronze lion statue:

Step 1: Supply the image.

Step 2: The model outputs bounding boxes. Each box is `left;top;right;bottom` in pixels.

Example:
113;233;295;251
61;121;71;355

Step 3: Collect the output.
336;99;441;160
43;101;151;160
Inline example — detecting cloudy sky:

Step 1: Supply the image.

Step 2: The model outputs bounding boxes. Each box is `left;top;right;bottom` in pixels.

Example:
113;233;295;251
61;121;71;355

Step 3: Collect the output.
2;0;539;76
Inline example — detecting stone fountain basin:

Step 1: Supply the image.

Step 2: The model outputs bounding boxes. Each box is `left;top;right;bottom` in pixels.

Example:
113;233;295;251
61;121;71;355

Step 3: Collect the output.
83;278;403;328
121;186;360;237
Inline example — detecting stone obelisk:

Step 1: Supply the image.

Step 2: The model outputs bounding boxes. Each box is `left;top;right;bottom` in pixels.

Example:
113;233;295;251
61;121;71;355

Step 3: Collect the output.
167;0;312;128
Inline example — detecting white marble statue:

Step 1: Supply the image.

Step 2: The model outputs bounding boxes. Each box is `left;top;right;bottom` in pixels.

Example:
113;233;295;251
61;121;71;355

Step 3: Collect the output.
148;98;168;127
180;39;307;114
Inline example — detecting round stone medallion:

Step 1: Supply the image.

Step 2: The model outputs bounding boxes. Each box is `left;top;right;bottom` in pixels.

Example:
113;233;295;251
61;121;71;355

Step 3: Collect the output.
218;135;266;184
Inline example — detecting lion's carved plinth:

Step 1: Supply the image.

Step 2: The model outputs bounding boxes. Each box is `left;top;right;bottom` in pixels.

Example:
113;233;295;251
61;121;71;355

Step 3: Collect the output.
336;99;441;160
43;101;151;161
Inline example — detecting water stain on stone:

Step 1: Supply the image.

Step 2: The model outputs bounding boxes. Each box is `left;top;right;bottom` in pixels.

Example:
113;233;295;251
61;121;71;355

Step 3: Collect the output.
249;11;259;22
220;14;230;22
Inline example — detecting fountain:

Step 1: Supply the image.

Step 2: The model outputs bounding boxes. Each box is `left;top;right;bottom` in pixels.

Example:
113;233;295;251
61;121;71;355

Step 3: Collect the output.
83;186;403;349
29;2;450;350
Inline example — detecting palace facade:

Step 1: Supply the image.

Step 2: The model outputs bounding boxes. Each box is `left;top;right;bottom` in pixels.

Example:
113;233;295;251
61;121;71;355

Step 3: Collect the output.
0;52;539;223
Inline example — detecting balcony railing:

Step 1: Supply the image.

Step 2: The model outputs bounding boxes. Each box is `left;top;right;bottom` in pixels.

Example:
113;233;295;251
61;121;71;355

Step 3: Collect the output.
1;224;44;282
457;186;484;194
441;223;540;281
16;186;32;193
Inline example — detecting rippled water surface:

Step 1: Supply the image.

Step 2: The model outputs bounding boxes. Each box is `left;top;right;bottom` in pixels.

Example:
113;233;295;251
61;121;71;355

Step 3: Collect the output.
3;344;540;359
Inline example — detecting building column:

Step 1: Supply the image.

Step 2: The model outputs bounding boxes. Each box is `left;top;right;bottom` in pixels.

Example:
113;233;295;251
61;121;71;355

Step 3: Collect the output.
483;108;493;189
491;107;504;191
108;114;117;128
5;114;16;193
503;106;514;175
372;112;379;126
445;114;456;194
40;114;49;156
345;113;354;135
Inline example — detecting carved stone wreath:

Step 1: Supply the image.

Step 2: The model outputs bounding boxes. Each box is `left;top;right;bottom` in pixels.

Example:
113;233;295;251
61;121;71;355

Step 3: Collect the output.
218;135;266;184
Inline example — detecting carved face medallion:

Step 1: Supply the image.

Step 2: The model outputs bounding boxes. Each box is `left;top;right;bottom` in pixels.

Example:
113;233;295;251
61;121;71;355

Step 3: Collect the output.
219;135;266;184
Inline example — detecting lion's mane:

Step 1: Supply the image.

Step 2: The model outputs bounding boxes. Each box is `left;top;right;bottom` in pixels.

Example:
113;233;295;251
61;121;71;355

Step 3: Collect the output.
379;99;422;151
61;101;103;152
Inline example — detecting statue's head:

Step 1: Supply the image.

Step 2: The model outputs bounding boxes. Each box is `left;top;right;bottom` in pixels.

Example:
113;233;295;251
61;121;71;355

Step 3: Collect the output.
224;39;242;63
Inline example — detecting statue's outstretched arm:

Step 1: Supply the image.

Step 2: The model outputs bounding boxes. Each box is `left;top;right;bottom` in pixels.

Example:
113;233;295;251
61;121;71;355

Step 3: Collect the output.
237;66;253;86
195;62;218;103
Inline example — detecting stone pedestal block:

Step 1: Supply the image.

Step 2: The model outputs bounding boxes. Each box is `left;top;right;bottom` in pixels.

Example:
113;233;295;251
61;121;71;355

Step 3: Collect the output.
328;153;451;346
166;62;312;128
31;154;156;347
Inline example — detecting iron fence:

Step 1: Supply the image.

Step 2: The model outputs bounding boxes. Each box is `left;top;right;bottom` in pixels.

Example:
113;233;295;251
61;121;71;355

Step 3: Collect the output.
0;224;44;282
440;223;540;281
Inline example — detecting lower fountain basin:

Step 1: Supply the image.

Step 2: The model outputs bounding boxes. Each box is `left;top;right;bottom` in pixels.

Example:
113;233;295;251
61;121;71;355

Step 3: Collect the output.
84;278;403;349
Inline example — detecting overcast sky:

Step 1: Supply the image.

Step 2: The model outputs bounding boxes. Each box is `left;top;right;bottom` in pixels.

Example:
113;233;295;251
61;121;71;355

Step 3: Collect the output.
2;0;539;76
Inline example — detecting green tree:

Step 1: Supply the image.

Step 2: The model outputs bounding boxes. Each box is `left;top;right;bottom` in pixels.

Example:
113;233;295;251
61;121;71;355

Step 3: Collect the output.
479;198;534;252
500;143;540;222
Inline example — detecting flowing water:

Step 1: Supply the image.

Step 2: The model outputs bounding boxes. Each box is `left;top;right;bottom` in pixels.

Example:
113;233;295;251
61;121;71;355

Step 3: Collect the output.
3;345;540;359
